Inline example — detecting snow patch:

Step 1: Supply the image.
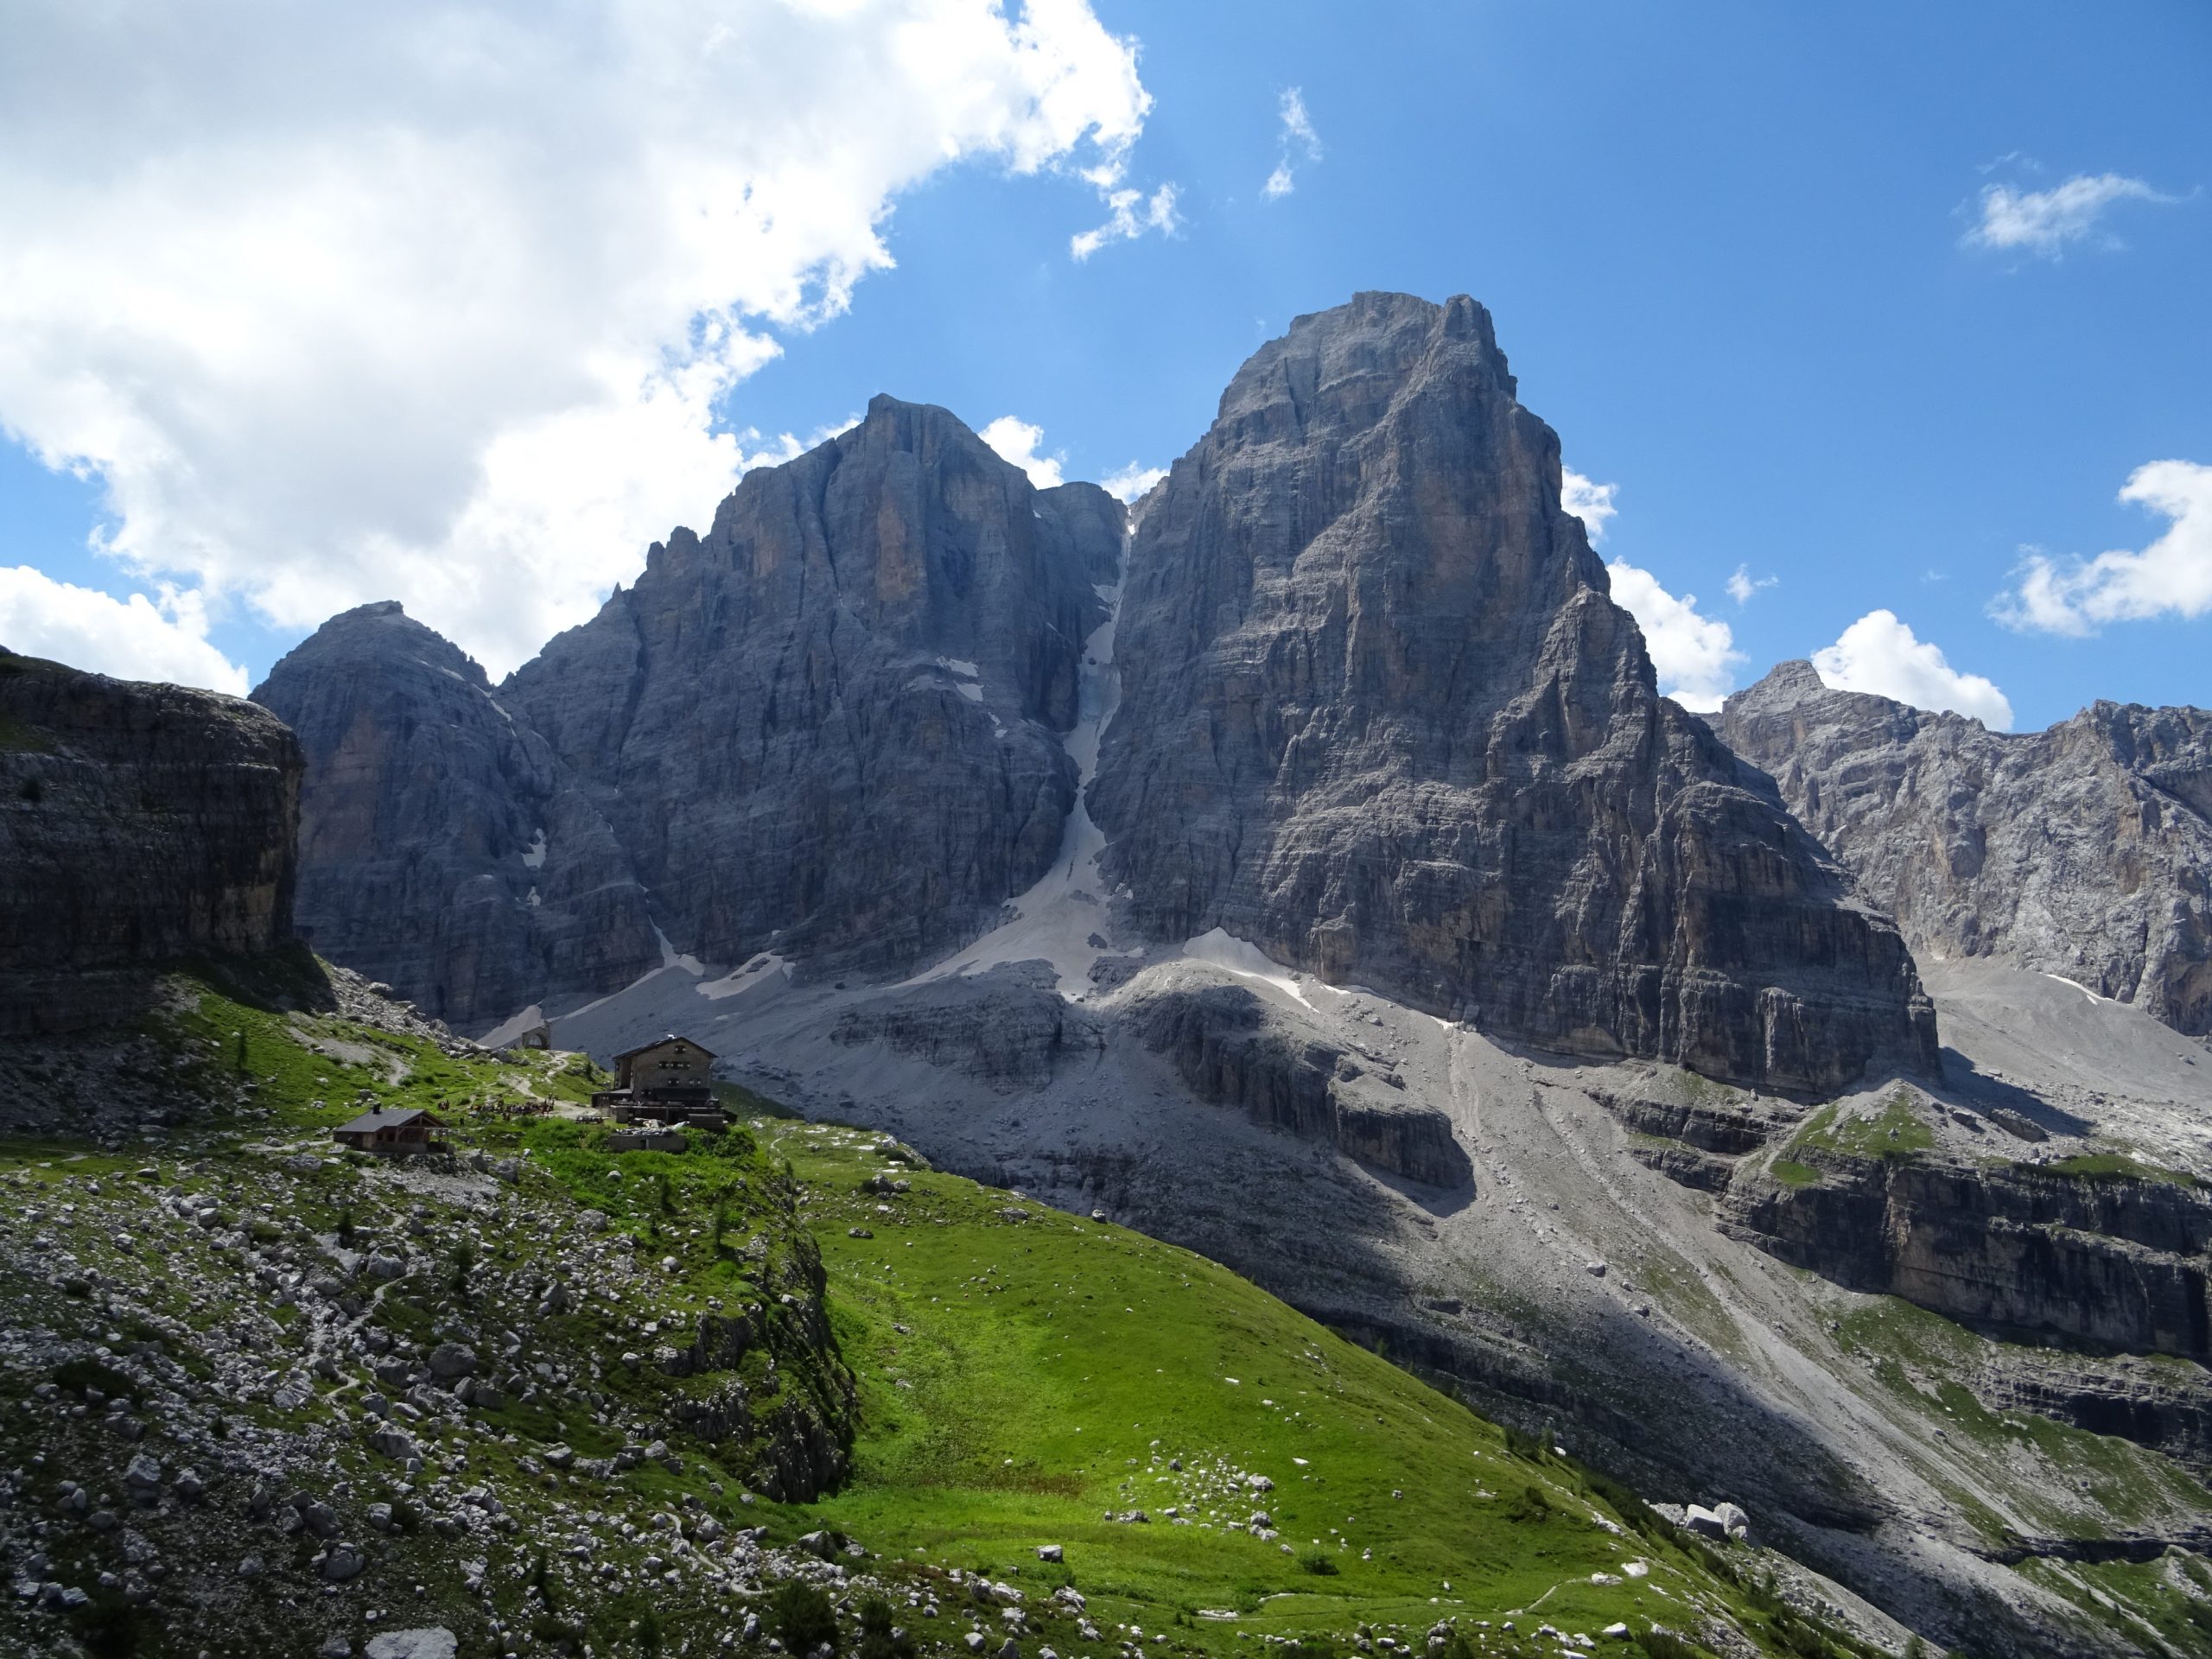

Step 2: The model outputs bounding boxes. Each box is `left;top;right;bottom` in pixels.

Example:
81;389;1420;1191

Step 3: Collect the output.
654;925;708;976
1180;929;1313;1009
521;828;547;869
911;551;1137;999
525;886;541;908
955;681;984;703
2044;972;2115;1006
697;953;794;1001
936;657;980;679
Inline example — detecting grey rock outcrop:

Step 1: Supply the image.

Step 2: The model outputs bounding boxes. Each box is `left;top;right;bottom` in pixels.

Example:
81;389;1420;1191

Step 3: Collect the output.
505;395;1123;976
252;602;658;1027
1090;293;1937;1093
1726;1137;2212;1359
1720;661;2212;1038
1128;979;1471;1187
0;649;302;1032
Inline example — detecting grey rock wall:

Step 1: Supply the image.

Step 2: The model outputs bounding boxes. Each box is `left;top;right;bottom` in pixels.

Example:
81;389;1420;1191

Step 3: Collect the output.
1090;293;1937;1093
0;649;302;1032
1721;661;2212;1038
251;602;658;1027
505;395;1124;976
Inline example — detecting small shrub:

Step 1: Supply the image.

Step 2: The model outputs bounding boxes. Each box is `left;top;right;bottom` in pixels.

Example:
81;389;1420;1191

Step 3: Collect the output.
1296;1547;1340;1576
855;1596;914;1659
772;1579;839;1656
1281;1640;1337;1659
1504;1484;1551;1523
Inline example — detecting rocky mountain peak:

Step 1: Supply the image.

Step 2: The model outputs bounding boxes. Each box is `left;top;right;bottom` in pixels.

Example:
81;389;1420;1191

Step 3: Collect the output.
495;391;1125;982
253;607;658;1028
1092;293;1937;1092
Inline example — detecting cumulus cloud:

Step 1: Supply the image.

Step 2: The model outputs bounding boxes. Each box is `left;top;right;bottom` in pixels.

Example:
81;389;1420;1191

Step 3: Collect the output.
979;416;1066;488
1262;86;1322;200
0;568;249;695
1726;563;1777;604
1560;468;1618;543
1993;461;2212;637
1964;172;2176;258
0;1;1160;677
1100;461;1167;504
1071;181;1180;259
1605;559;1745;713
1813;610;2013;729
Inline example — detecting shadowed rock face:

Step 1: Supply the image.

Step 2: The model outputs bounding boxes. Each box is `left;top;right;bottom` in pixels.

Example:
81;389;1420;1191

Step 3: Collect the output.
1722;661;2212;1039
1726;1146;2212;1360
252;603;658;1027
0;651;301;1032
1090;292;1937;1093
505;395;1124;976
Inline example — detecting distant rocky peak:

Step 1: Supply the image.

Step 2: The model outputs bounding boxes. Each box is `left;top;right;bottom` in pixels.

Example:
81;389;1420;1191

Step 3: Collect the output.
280;598;494;694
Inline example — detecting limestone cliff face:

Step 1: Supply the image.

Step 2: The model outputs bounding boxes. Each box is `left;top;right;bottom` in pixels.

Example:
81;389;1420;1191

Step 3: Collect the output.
1090;293;1937;1093
0;650;300;1032
505;396;1124;976
251;603;658;1027
1721;662;2212;1038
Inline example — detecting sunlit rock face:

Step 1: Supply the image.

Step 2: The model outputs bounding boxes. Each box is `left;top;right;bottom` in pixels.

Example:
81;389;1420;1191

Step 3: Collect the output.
1092;292;1936;1092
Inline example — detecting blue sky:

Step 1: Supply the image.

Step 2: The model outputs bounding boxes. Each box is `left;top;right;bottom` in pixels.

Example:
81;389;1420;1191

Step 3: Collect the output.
2;0;2205;730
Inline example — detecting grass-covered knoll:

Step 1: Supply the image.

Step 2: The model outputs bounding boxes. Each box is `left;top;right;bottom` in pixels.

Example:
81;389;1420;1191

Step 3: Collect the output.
160;976;607;1131
1784;1091;1934;1166
2036;1151;2204;1189
764;1120;1838;1657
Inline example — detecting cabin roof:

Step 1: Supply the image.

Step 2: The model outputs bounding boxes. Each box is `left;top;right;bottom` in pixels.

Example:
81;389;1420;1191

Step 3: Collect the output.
613;1033;717;1064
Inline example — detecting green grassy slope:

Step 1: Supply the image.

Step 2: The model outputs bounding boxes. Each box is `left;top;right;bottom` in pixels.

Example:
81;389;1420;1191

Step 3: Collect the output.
763;1119;1848;1658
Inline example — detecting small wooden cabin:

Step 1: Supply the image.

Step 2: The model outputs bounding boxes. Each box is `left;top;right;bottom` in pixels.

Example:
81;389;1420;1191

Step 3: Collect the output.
332;1107;446;1156
613;1034;715;1093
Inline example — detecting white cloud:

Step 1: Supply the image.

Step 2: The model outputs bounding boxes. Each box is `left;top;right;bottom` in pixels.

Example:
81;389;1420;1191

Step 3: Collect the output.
1812;610;2012;729
1560;468;1618;543
1964;172;2175;257
1262;86;1322;200
0;1;1160;677
1993;461;2212;637
1606;558;1745;713
1726;563;1777;604
1071;181;1180;260
1100;461;1167;503
978;415;1065;488
0;567;249;695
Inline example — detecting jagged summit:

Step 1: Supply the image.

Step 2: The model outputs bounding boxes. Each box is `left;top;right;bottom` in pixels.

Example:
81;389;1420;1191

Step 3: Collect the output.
502;391;1126;978
1091;291;1937;1092
1724;658;2212;1035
